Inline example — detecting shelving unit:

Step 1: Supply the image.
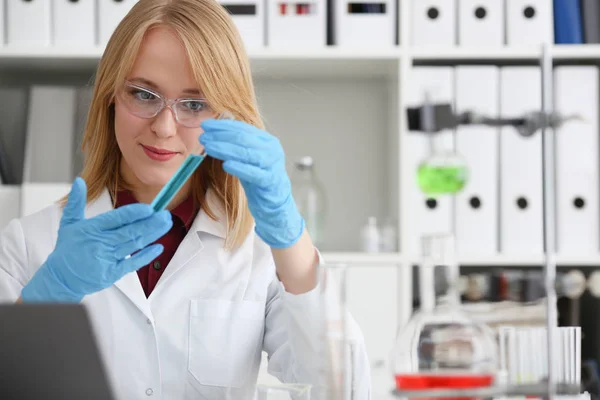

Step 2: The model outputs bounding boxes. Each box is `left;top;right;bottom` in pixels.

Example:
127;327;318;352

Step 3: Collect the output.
3;1;600;397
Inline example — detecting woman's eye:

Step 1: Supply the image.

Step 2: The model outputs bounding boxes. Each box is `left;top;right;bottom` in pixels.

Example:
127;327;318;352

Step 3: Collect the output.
133;89;156;101
184;101;206;112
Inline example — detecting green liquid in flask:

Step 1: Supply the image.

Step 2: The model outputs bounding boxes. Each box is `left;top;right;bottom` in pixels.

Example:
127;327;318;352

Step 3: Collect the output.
151;154;205;212
417;164;467;195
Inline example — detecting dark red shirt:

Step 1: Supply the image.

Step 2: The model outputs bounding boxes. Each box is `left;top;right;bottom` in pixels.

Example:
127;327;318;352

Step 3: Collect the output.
114;190;198;297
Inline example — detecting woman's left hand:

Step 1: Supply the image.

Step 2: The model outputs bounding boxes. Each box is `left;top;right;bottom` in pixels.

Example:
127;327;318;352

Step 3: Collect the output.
200;119;305;248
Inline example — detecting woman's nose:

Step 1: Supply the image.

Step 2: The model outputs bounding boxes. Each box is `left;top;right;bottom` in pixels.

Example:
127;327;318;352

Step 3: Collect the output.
150;107;177;138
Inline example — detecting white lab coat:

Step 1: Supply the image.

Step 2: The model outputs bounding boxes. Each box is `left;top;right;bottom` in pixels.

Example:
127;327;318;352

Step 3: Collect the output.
0;188;371;400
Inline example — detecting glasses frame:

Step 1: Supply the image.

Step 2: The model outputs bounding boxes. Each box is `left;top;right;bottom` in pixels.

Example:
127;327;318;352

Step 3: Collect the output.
119;80;216;128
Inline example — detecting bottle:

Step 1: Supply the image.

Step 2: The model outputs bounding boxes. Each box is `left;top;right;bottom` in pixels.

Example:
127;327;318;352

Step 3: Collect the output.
291;156;327;248
360;217;380;253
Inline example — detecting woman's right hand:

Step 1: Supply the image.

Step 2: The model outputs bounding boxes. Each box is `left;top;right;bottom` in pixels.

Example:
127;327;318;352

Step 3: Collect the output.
20;177;173;303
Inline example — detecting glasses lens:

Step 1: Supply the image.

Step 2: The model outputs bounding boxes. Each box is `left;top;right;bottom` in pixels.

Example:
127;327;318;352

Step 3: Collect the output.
121;84;163;118
174;100;214;128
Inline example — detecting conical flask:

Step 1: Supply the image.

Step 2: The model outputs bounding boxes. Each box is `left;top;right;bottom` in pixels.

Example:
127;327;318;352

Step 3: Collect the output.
416;92;468;196
392;234;498;396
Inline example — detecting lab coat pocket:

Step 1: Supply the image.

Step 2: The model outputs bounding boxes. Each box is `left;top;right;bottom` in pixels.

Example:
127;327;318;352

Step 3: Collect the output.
188;299;265;388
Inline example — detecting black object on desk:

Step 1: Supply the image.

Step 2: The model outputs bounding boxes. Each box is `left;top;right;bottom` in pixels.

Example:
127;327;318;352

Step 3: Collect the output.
0;303;115;400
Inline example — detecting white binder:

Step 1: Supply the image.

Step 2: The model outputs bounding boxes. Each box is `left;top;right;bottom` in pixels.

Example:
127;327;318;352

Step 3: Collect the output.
334;0;397;47
22;86;77;217
505;0;553;45
405;67;454;257
455;66;499;257
554;66;600;255
499;67;543;256
98;0;138;46
411;0;455;47
52;0;96;46
457;0;504;46
220;0;265;49
267;0;326;47
6;0;51;47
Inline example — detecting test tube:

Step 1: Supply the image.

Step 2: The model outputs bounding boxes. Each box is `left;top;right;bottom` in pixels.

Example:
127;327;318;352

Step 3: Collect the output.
150;110;235;212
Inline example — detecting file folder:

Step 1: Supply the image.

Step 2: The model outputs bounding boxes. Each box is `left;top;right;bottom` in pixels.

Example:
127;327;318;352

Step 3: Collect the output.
505;0;553;45
405;67;454;257
554;66;600;254
267;0;326;47
52;0;96;46
22;86;77;216
6;0;51;47
457;0;503;46
220;0;265;49
334;0;397;47
0;87;29;185
411;0;455;46
553;0;583;44
455;66;499;256
582;0;600;43
499;67;543;256
99;0;138;46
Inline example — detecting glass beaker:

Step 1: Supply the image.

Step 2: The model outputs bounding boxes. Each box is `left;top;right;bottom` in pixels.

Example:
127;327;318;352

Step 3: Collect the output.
291;156;327;248
255;383;312;400
150;110;235;211
316;262;350;400
392;234;497;398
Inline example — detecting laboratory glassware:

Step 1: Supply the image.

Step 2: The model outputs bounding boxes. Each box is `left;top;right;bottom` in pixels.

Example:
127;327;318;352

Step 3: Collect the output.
392;234;498;396
150;110;235;211
291;156;327;247
255;383;312;400
416;93;468;197
316;262;350;400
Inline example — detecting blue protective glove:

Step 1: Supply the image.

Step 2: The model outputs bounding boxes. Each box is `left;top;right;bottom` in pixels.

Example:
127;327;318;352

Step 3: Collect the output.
200;119;305;248
20;177;173;303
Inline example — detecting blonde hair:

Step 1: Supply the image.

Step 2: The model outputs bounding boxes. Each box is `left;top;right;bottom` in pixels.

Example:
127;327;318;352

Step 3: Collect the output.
77;0;258;249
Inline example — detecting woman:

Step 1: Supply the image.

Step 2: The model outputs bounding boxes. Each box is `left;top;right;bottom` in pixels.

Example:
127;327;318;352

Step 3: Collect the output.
0;0;371;399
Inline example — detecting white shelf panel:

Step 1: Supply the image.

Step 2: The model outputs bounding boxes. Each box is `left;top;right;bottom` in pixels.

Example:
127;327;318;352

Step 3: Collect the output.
322;252;405;265
409;46;542;62
0;46;401;78
552;44;600;60
410;45;600;62
448;254;600;266
250;48;401;78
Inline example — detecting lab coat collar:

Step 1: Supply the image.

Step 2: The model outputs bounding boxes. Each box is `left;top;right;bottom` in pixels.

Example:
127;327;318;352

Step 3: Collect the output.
83;187;228;320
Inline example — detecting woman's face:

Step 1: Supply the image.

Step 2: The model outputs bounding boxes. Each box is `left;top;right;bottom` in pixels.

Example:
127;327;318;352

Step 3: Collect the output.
114;26;209;192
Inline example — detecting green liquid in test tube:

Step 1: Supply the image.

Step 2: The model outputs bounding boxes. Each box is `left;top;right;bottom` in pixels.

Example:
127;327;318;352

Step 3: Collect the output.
417;162;468;196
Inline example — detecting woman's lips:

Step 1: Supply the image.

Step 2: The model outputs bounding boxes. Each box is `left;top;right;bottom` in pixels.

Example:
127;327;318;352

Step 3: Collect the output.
142;145;178;162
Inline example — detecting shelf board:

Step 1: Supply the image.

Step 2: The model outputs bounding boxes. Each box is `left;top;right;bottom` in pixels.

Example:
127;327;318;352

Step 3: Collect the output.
250;47;401;78
410;45;600;63
552;44;600;60
0;46;401;78
321;252;405;265
457;254;600;267
409;46;542;63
